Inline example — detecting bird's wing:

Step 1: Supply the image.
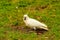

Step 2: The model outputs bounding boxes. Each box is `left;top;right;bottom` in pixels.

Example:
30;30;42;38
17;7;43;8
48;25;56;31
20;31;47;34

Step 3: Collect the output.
29;18;48;29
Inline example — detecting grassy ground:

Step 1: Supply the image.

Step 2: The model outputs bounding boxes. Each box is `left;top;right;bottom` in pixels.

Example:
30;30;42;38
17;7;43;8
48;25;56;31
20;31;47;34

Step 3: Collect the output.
0;0;60;40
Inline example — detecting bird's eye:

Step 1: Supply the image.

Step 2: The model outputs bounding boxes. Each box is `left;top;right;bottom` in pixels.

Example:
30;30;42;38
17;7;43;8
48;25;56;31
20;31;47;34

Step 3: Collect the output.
24;17;26;20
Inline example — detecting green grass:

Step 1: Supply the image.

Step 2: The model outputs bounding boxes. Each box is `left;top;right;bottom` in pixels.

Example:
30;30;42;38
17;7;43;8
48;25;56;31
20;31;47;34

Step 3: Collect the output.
0;0;60;40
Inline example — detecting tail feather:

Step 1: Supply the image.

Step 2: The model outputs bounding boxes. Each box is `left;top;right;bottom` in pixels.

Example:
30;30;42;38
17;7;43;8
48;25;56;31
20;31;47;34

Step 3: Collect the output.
43;27;48;31
38;26;48;31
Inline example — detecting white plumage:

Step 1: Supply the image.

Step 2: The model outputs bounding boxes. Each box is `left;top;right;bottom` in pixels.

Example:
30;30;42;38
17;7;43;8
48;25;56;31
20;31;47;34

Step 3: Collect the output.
23;14;48;31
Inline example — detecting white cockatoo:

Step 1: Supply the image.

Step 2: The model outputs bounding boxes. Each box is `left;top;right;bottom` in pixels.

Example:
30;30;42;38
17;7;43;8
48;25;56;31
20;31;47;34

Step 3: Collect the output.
23;14;48;31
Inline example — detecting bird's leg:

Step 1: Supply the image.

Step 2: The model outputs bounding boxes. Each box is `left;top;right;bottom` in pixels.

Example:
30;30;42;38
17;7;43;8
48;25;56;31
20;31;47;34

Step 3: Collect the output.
33;27;36;31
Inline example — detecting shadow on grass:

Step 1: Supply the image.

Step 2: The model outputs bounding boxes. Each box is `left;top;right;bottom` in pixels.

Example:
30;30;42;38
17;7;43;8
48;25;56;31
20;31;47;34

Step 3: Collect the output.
10;25;48;35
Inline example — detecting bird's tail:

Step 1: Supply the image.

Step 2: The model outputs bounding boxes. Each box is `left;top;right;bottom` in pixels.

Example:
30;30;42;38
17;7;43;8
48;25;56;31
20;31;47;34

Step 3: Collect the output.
43;27;48;31
40;26;48;31
42;25;48;31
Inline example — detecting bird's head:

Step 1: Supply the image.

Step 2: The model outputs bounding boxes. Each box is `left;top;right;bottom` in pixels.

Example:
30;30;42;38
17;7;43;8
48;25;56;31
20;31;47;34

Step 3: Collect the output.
23;14;29;20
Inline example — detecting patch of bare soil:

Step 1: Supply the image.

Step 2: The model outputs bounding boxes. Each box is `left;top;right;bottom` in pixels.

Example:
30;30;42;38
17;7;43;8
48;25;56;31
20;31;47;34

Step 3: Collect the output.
35;28;48;35
10;25;48;35
10;25;34;33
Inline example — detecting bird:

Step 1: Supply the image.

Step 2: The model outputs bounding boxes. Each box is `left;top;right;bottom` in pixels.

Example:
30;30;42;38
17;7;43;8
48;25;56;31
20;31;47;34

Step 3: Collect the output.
23;14;48;31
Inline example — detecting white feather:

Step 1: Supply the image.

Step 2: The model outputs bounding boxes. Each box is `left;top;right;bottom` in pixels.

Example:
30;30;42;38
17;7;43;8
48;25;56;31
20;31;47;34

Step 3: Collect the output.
23;14;48;30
